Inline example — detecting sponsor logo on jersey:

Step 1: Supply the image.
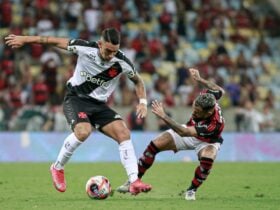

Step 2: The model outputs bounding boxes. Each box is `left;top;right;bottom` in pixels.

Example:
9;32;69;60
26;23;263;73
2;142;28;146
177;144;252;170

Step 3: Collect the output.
80;71;110;88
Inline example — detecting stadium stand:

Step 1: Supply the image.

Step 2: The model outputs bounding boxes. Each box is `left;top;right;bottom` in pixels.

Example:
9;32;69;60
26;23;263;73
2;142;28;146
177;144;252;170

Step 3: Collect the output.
0;0;280;131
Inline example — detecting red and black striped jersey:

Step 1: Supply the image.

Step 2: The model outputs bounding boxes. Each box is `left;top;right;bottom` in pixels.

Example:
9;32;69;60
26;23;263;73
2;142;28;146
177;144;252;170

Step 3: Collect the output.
186;89;225;143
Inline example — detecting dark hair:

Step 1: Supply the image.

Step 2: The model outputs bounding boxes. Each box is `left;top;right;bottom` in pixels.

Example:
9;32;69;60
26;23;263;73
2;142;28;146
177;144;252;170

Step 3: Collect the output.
194;93;216;110
101;28;120;45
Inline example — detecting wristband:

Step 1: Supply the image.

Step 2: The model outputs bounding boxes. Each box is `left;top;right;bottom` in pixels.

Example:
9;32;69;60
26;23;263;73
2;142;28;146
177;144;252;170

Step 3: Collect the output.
139;98;147;105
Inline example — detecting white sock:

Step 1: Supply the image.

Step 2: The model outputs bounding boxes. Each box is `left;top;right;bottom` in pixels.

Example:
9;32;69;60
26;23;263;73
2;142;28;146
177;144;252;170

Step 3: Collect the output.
119;140;139;183
54;133;82;170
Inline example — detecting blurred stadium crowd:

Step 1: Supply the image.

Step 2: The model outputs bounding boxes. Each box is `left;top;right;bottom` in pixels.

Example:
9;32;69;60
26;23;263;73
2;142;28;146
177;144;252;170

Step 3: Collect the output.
0;0;280;132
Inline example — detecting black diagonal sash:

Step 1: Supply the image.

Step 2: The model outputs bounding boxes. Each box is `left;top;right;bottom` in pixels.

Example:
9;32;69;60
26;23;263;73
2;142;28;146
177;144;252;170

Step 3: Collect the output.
68;62;122;95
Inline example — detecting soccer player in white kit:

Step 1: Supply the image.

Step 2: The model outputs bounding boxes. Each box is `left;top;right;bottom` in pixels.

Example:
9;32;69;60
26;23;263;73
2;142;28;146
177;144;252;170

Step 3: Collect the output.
5;28;152;195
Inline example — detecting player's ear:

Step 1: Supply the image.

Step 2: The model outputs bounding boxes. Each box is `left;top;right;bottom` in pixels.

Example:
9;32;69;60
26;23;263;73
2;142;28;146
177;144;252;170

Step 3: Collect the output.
207;108;214;115
97;40;102;48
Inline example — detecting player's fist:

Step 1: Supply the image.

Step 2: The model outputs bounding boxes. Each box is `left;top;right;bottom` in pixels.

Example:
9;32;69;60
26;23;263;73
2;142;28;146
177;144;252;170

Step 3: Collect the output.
189;68;201;81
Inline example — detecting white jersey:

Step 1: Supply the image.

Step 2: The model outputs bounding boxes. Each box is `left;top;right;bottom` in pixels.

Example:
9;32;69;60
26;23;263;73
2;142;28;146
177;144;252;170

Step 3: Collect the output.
66;39;136;102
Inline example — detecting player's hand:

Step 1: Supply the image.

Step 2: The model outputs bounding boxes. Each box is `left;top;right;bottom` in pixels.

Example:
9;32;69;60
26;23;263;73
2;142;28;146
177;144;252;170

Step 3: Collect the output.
189;68;201;81
5;34;25;49
151;100;166;119
136;103;147;118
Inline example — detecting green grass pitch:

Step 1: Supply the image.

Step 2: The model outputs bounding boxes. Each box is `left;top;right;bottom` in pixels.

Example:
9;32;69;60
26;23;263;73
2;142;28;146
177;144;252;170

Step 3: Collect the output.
0;162;279;210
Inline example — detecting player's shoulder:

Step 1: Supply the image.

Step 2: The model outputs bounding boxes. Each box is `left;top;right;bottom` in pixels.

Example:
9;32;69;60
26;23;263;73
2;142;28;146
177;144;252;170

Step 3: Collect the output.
68;39;98;48
115;50;135;70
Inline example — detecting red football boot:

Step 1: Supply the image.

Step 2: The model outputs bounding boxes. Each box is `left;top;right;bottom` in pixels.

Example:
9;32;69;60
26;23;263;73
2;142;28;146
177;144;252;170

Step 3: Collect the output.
129;179;152;195
50;164;66;192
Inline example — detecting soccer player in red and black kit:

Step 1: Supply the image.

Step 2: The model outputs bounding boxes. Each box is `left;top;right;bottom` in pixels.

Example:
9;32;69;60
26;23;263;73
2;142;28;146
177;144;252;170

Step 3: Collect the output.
117;68;225;200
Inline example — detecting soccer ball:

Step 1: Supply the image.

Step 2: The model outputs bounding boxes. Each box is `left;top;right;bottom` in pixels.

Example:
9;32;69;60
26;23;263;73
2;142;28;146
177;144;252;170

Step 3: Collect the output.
85;175;112;200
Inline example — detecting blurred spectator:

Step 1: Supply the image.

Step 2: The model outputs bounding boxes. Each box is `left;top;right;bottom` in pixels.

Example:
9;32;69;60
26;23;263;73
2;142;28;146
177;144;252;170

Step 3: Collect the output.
117;75;134;106
164;30;178;62
235;100;263;132
156;110;172;131
32;75;49;106
256;37;271;56
121;35;136;62
63;0;83;28
0;0;12;27
234;9;253;28
176;62;190;88
1;47;15;76
1;0;280;131
195;12;211;41
130;32;148;60
225;76;241;106
177;78;193;106
43;105;69;131
0;72;7;91
140;58;156;75
83;1;101;35
151;75;175;107
148;37;164;59
158;8;173;35
259;105;275;132
8;84;24;111
264;89;275;109
40;47;61;103
36;9;54;35
236;50;249;70
99;10;121;32
0;99;11;130
134;0;151;23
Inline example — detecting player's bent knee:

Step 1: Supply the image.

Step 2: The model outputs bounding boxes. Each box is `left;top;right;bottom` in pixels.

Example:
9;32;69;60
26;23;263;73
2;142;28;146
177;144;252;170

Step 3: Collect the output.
200;145;217;160
74;123;92;141
115;128;130;140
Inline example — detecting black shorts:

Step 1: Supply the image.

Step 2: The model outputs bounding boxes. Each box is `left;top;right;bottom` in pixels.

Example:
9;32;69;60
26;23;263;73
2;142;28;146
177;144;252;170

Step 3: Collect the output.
63;92;122;130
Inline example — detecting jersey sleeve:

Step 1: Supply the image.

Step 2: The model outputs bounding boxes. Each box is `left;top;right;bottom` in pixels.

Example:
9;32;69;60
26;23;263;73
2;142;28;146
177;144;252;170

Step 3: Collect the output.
116;50;136;78
67;39;98;55
202;89;223;100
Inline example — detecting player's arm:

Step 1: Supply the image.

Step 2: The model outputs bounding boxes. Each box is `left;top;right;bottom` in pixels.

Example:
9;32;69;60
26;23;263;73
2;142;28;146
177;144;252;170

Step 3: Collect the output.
151;100;197;137
129;72;148;119
189;68;225;95
5;34;69;50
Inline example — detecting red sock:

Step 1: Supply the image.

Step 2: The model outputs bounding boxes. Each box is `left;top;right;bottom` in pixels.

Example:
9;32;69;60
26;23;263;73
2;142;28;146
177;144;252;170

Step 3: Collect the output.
138;141;159;178
188;157;213;191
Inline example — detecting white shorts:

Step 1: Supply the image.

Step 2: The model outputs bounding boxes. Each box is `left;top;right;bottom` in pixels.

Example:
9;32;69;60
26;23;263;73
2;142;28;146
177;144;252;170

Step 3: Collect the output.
166;125;221;154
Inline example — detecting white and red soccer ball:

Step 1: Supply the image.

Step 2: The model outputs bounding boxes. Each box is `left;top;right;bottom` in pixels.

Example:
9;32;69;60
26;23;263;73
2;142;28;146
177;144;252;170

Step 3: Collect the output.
85;175;112;200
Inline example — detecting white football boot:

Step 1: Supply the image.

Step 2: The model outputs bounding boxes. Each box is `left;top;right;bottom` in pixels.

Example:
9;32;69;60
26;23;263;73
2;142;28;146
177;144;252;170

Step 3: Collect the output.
185;189;196;201
116;180;130;193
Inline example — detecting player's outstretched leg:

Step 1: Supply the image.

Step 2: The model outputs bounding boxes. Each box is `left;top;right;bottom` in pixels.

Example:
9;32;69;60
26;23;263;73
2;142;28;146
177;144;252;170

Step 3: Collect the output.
185;157;214;200
50;164;66;192
117;141;159;193
49;133;83;192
